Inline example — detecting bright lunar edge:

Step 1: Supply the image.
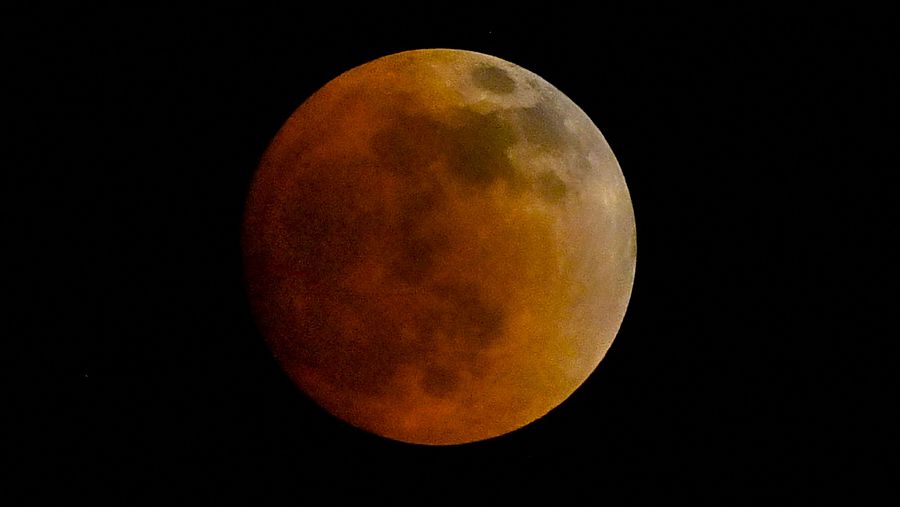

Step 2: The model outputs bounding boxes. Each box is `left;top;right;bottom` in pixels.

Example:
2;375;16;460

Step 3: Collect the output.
242;49;636;445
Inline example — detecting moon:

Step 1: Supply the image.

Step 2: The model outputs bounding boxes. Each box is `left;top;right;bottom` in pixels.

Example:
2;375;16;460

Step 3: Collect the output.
242;49;636;445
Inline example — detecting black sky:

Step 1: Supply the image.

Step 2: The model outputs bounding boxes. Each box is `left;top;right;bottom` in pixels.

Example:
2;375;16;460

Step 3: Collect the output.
7;6;895;503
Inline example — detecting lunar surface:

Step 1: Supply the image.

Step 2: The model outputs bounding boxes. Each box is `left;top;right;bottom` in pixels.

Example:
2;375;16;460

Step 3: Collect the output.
242;49;636;445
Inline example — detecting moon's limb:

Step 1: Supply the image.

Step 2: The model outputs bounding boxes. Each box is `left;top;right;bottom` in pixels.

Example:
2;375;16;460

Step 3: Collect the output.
243;49;635;445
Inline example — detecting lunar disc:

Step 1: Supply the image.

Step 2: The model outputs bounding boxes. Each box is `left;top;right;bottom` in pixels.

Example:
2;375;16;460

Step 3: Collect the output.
242;49;636;445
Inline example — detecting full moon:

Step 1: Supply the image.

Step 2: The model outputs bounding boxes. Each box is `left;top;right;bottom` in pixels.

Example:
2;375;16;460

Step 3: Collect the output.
242;49;636;445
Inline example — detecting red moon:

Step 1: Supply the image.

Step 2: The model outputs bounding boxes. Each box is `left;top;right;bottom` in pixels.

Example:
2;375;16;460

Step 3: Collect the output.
242;49;636;445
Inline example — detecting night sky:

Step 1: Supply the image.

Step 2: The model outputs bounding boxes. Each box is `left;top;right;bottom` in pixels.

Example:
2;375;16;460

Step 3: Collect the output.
8;6;893;502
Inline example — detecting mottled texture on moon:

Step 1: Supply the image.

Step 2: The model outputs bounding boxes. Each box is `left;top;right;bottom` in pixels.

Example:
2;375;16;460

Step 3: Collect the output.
243;49;636;445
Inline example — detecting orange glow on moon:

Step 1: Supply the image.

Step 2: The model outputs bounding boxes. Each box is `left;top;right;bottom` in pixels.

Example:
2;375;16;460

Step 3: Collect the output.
242;49;636;445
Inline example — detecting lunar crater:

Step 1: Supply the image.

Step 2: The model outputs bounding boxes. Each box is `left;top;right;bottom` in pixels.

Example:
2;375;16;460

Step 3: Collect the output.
515;99;572;153
470;63;517;95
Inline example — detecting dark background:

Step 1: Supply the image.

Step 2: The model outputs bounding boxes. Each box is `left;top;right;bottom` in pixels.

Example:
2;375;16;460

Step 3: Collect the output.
8;6;894;502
